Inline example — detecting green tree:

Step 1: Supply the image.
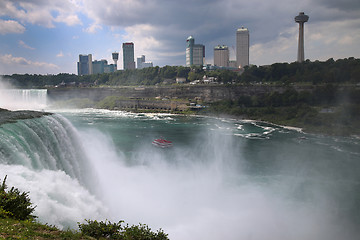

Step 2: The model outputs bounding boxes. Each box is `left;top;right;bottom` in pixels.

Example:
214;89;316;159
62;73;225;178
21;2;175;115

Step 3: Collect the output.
0;176;36;220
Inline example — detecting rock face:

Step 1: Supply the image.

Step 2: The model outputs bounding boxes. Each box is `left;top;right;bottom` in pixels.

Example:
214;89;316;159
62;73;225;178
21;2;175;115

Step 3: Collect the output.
47;85;290;103
0;108;52;125
47;85;299;111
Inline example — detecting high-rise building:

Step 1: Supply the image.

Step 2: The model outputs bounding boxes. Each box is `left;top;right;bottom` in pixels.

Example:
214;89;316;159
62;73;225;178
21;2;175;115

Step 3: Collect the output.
77;54;93;75
137;55;145;69
186;36;205;67
214;45;229;67
123;42;135;70
236;27;249;68
295;12;309;62
92;59;108;74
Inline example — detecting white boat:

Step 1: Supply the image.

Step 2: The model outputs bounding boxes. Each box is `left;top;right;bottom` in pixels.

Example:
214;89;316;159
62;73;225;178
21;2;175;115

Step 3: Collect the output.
152;138;173;148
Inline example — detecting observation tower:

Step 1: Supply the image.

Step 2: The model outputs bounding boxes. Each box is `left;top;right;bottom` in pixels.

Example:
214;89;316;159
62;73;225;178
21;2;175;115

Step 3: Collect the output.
112;52;119;70
295;12;309;62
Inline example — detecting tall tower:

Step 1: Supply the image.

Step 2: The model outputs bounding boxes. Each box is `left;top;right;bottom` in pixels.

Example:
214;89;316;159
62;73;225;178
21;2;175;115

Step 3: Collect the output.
295;12;309;62
112;52;119;70
236;27;249;68
186;36;195;67
122;42;135;70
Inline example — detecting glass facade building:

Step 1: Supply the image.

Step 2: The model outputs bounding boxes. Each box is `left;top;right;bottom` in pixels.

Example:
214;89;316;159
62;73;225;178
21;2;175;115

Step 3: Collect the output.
186;36;205;67
77;54;93;75
123;42;135;70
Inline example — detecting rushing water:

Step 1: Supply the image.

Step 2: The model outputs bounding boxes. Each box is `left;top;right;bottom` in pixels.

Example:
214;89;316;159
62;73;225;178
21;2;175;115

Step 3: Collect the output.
0;91;360;239
0;89;47;110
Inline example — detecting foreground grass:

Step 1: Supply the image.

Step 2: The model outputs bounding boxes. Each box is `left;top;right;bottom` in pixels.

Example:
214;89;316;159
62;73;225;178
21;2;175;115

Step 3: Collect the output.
0;217;93;240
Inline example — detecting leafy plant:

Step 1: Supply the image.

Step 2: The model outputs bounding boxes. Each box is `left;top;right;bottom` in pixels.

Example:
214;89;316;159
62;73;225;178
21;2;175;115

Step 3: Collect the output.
0;175;36;220
78;219;169;240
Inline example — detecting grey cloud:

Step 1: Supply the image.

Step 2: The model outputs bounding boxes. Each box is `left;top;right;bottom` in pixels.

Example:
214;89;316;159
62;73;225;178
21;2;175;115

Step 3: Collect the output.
83;0;360;66
317;0;360;11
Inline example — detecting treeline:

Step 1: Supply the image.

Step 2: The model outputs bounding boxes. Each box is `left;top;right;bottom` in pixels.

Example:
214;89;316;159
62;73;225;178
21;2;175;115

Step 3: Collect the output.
207;85;360;112
203;84;360;135
2;57;360;88
240;57;360;84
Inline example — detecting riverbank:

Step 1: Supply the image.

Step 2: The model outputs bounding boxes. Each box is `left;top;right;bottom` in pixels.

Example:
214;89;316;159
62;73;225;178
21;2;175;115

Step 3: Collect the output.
199;105;360;137
45;84;359;137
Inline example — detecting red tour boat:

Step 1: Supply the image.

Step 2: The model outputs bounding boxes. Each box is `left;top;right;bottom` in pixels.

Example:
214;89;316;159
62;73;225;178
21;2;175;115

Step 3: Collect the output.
152;138;173;148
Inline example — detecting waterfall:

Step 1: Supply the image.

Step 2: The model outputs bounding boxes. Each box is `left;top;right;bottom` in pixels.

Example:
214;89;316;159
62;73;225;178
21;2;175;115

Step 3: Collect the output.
0;113;104;228
0;89;47;110
0;113;93;187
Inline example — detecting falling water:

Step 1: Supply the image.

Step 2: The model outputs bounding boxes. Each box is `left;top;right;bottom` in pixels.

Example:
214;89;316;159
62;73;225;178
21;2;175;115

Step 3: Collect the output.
0;89;47;110
0;108;360;239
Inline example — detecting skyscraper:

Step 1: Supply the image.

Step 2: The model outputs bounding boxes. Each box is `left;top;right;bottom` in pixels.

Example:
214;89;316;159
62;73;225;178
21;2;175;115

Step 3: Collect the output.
295;12;309;62
123;42;135;70
214;45;229;67
77;54;93;75
186;36;205;67
236;27;249;68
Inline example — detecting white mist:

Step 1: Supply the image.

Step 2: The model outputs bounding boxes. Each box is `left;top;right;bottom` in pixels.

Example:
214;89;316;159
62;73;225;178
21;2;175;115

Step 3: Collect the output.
77;124;353;240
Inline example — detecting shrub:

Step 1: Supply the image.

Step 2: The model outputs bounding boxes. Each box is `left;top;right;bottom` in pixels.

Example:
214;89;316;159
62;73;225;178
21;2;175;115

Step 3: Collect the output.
0;175;36;220
78;220;169;240
78;219;123;239
123;223;169;240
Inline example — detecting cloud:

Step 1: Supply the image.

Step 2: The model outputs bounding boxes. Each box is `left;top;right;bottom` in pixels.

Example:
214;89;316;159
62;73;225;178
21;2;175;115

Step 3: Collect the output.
55;14;82;26
18;40;35;50
0;54;59;74
0;0;83;28
79;0;360;66
56;51;64;57
0;20;25;35
83;23;102;33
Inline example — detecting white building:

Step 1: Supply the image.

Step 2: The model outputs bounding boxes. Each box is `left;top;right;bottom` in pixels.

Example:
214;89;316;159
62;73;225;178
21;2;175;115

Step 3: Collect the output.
137;55;153;69
214;45;229;67
137;55;145;69
236;27;249;68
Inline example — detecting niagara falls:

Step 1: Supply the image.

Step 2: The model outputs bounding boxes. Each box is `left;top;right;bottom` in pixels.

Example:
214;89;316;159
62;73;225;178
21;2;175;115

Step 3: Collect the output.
0;88;359;240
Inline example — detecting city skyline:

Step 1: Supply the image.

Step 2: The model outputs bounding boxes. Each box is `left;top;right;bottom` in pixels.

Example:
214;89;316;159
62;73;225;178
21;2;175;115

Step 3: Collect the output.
0;0;360;75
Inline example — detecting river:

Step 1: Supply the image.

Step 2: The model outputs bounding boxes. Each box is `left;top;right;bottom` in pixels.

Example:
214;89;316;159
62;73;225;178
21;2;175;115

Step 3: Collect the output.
0;90;360;240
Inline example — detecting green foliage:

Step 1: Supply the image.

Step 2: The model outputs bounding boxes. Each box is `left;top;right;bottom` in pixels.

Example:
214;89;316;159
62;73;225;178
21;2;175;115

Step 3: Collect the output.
95;96;130;109
0;176;36;221
238;57;360;84
78;219;123;239
78;219;169;240
122;223;168;240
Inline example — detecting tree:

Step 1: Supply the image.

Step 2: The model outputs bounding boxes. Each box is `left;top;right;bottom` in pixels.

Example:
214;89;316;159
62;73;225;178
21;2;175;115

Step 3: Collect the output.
0;176;36;220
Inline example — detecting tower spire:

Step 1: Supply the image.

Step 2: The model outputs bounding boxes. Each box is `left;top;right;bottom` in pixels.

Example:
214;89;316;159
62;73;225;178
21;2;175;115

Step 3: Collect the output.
295;12;309;62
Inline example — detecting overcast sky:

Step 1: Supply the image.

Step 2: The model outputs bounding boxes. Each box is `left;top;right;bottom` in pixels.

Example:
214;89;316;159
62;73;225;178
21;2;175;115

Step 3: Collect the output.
0;0;359;74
